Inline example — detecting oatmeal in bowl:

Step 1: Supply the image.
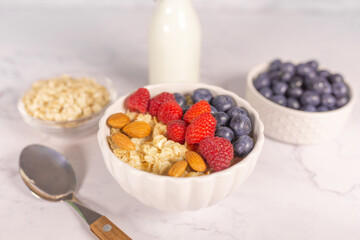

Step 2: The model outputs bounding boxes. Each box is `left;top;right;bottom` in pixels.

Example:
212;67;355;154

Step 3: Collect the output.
18;73;116;136
97;83;264;211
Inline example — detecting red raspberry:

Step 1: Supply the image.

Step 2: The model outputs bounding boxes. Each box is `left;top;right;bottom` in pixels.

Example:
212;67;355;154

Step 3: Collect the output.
125;88;150;113
183;100;211;124
185;112;216;144
167;120;186;144
158;101;183;124
198;136;233;172
148;92;175;116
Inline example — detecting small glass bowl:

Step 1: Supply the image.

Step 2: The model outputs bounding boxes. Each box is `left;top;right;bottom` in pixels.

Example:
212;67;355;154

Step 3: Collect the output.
18;72;117;137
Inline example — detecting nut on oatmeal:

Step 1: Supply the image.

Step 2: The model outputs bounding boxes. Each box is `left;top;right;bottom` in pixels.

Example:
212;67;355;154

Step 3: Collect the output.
22;75;110;122
112;132;136;151
168;160;188;177
185;151;207;172
108;112;188;175
107;113;130;129
123;121;152;138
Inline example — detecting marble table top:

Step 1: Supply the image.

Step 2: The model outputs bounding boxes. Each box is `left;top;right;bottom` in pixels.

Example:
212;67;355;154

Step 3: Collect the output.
0;6;359;240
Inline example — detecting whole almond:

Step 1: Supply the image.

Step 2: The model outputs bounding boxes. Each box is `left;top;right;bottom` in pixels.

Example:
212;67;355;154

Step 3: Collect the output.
107;113;130;129
111;132;135;151
168;160;188;177
123;121;151;138
185;151;207;172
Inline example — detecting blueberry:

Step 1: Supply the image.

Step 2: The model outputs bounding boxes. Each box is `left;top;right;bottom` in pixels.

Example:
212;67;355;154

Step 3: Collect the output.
317;106;329;112
321;94;336;108
329;73;344;84
323;80;333;95
269;59;282;71
318;69;331;79
270;95;287;106
269;70;282;81
215;126;235;142
182;105;191;114
307;78;326;93
259;87;273;98
213;112;230;127
305;70;318;83
233;135;254;157
174;93;186;106
211;95;235;112
287;98;301;109
296;63;313;76
192;88;213;103
253;73;271;90
227;107;248;118
210;105;218;114
300;91;321;106
306;60;319;70
336;96;349;108
280;72;293;82
287;87;303;98
289;76;304;88
301;105;317;112
281;62;296;75
332;82;348;97
272;81;288;95
229;114;252;137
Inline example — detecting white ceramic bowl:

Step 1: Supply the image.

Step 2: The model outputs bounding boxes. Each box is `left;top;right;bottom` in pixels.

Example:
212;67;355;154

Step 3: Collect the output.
246;62;356;145
97;83;265;211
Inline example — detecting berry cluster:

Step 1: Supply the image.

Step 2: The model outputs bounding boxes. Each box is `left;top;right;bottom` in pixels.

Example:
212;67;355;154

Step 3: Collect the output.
125;87;254;173
175;88;254;160
254;59;351;112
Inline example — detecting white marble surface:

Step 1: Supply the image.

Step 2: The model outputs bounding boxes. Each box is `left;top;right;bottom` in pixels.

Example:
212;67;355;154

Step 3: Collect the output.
1;6;360;240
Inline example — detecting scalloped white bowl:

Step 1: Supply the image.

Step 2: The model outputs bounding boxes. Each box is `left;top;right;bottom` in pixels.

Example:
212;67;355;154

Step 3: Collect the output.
97;83;265;211
246;62;356;145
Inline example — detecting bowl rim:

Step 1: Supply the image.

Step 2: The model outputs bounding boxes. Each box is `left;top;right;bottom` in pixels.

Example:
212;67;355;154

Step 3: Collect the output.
17;73;117;128
246;61;357;117
98;82;265;182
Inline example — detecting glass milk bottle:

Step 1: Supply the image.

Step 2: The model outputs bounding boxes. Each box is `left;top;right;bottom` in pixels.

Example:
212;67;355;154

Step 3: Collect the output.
149;0;201;84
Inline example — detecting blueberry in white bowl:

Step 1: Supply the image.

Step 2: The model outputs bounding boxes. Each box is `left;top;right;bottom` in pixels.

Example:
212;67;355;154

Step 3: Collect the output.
246;59;356;145
227;107;248;118
174;92;186;106
192;88;213;103
215;126;234;142
211;95;235;112
252;59;351;113
213;112;230;128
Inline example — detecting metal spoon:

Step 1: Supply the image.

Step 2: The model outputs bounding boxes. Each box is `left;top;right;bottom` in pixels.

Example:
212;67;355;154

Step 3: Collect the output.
19;144;131;240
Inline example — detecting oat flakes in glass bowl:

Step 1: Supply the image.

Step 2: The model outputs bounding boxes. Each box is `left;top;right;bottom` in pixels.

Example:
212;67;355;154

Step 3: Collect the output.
18;72;117;137
97;83;265;211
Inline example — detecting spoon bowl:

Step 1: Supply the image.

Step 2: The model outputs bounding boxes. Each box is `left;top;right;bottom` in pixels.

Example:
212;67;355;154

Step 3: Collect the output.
20;145;76;201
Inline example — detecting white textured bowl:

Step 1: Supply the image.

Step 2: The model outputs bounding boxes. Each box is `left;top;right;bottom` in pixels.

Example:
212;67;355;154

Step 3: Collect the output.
246;62;356;145
97;83;264;211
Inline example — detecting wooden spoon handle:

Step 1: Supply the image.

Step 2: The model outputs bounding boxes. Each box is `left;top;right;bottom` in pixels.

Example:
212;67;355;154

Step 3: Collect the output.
90;216;132;240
